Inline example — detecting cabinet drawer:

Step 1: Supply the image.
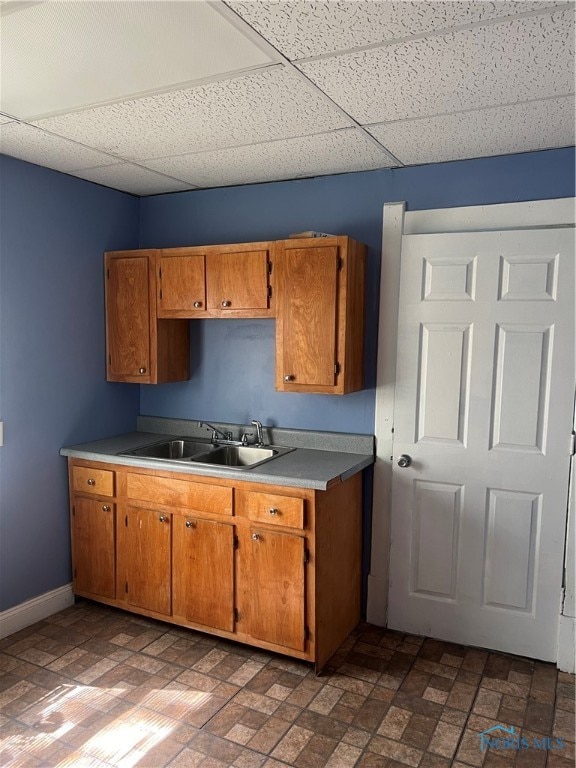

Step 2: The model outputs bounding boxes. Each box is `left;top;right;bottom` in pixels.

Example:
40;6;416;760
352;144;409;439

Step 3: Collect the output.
72;466;114;497
248;492;304;529
125;473;232;515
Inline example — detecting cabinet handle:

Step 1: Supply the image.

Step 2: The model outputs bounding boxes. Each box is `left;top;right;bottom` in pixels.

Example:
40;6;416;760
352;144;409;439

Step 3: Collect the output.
268;508;279;516
221;300;231;308
159;515;169;523
284;374;295;382
252;533;261;542
193;301;202;308
138;367;147;374
185;520;196;528
87;479;96;486
101;505;111;512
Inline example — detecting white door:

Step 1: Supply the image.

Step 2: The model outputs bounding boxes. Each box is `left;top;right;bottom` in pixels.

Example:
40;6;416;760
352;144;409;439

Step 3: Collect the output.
388;227;575;661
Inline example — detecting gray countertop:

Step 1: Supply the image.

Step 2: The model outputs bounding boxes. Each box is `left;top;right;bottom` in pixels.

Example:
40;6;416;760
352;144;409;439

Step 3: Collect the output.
60;420;375;491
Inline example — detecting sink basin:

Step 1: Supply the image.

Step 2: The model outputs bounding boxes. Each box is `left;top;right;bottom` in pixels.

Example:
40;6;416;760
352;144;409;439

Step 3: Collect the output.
119;438;293;470
121;438;215;460
192;445;279;468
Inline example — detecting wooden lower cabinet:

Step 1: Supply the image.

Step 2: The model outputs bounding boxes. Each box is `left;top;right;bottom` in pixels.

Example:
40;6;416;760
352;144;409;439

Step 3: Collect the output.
172;516;234;632
68;458;361;670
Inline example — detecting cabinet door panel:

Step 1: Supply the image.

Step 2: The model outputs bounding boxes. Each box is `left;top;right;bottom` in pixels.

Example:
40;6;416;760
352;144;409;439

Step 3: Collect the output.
159;254;206;313
279;246;338;387
173;517;234;631
72;498;116;599
207;251;269;310
248;529;306;650
125;507;171;615
106;256;151;378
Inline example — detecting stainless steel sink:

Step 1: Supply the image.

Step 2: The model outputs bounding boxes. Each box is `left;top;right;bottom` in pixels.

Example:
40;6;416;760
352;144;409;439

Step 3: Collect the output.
119;438;293;469
192;445;283;469
120;438;215;460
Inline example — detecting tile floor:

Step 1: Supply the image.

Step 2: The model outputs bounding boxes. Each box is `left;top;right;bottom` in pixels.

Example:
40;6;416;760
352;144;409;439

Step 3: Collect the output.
0;600;574;768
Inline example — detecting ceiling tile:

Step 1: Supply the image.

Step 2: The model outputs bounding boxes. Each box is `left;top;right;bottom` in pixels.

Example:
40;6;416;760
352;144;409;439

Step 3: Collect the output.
142;129;395;188
299;9;575;123
2;0;276;119
34;67;352;161
368;96;576;165
69;164;195;196
230;0;564;59
0;121;121;171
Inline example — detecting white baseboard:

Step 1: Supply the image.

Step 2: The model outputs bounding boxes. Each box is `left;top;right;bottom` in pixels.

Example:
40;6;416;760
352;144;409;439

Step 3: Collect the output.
366;573;388;627
557;614;576;673
0;584;75;639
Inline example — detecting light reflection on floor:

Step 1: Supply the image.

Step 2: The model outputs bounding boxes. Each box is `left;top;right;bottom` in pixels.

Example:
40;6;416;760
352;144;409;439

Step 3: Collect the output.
0;684;211;767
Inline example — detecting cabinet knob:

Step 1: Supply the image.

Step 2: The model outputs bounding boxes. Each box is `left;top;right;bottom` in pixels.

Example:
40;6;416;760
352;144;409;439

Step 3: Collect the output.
193;301;202;308
252;533;261;542
268;508;279;516
221;300;231;308
101;505;111;512
87;478;95;486
284;374;295;382
185;520;196;528
159;515;169;523
138;367;147;375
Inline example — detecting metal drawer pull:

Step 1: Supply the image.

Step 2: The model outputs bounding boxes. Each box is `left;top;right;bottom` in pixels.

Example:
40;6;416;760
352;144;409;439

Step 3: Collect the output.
101;505;111;512
193;301;202;308
87;479;95;486
268;508;279;515
159;515;169;523
138;367;147;374
185;520;196;528
284;374;295;382
252;533;261;541
221;300;231;307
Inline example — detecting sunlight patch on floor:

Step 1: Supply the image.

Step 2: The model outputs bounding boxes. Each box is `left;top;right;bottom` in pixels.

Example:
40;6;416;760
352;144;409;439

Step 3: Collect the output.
0;683;212;767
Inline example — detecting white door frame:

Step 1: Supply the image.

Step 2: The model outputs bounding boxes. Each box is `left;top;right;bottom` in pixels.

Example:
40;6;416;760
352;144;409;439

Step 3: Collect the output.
368;197;576;667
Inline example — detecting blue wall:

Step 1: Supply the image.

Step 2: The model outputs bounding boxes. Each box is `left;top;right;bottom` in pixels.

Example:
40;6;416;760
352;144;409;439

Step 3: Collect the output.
139;148;575;433
0;156;140;611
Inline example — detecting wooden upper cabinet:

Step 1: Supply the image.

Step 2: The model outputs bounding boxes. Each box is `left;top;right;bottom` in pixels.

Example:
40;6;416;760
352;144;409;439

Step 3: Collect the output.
156;243;272;319
105;249;189;384
158;249;206;317
206;246;271;316
275;236;366;394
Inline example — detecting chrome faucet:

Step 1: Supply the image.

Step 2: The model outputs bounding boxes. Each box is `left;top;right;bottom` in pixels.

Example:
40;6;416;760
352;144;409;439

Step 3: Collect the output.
197;421;233;443
251;420;265;447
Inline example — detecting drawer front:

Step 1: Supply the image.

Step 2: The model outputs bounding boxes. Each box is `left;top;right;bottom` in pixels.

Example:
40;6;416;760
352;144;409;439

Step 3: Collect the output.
125;473;233;515
248;492;304;529
72;466;114;497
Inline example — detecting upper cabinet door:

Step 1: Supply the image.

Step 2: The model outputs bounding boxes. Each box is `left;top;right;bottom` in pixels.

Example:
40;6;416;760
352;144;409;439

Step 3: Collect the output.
106;253;151;381
278;244;338;388
275;237;366;395
206;248;271;315
158;249;206;317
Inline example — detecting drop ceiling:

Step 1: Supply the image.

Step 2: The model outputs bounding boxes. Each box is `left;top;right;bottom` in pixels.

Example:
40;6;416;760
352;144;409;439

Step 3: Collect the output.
0;0;574;196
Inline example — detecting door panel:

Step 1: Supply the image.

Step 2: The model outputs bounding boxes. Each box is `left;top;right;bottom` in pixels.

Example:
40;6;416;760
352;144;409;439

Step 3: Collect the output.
206;250;269;310
125;507;171;616
159;253;205;313
172;517;234;632
248;528;305;650
389;228;575;661
106;256;150;377
72;498;115;599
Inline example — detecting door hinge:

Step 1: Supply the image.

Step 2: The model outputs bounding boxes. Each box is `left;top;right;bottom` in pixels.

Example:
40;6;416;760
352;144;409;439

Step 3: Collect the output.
159;288;163;300
304;548;310;564
337;256;343;271
304;625;310;641
125;581;128;594
334;362;341;376
234;607;240;623
570;430;575;456
72;505;75;516
106;268;110;279
268;261;273;275
159;267;162;279
233;534;239;550
268;285;272;299
108;353;112;365
125;515;128;527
